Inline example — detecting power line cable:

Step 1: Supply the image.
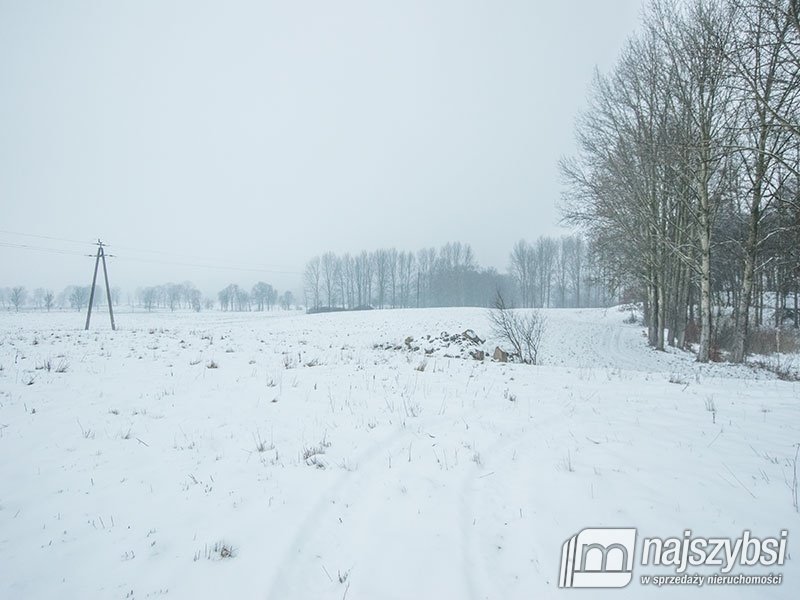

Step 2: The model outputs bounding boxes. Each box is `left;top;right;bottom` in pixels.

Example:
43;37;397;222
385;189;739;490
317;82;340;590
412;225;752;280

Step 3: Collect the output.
112;254;302;275
0;241;89;257
0;228;301;272
0;229;96;247
0;238;302;275
110;243;300;271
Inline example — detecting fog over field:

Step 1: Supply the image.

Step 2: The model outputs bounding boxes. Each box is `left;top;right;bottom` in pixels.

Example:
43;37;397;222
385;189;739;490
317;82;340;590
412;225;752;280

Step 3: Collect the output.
0;0;641;293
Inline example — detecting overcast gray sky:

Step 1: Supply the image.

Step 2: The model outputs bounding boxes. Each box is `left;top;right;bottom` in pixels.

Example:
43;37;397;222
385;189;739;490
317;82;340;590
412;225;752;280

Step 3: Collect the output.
0;0;643;296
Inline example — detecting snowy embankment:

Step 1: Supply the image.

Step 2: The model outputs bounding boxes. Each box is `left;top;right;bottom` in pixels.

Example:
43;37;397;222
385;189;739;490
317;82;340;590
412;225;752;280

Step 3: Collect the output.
0;307;798;599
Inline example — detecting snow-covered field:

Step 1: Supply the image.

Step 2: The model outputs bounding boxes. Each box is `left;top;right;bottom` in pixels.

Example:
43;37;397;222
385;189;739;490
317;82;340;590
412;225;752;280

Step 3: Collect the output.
0;307;798;599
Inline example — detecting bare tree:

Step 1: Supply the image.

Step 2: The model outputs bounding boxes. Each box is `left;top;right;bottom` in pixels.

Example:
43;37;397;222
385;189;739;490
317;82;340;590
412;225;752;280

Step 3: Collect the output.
416;247;436;307
536;237;557;308
187;287;202;311
341;253;355;308
562;0;762;361
280;290;295;310
373;249;389;309
321;251;339;307
32;288;46;309
234;286;250;311
509;240;536;308
217;286;232;311
303;256;321;309
252;282;275;311
652;0;738;361
387;248;399;307
166;283;182;311
488;292;546;365
725;0;799;361
355;250;373;307
10;286;26;311
399;251;416;308
69;286;90;311
566;236;585;308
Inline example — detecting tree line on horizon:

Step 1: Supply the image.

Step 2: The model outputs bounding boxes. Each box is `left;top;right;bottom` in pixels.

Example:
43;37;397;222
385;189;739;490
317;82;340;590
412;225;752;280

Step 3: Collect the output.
0;282;296;313
216;282;294;312
302;237;615;311
136;282;294;312
561;0;800;363
0;285;121;312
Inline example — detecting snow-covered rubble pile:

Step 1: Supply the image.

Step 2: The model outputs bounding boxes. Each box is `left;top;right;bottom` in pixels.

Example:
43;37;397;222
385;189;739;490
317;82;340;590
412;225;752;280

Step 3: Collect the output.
374;328;491;360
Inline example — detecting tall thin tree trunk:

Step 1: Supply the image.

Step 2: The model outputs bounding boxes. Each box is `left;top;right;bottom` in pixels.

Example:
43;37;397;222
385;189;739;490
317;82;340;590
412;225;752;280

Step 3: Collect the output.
733;193;761;362
657;282;666;351
698;175;713;363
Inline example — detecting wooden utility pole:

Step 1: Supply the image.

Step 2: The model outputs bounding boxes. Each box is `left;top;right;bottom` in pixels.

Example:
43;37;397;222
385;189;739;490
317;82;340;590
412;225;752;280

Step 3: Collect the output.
85;240;116;330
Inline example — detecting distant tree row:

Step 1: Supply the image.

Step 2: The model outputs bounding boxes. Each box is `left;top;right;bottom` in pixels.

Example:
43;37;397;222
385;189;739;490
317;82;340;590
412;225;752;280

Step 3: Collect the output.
561;0;800;362
135;282;204;312
508;235;611;308
0;282;298;313
3;238;609;314
303;238;611;311
0;285;121;312
217;282;294;312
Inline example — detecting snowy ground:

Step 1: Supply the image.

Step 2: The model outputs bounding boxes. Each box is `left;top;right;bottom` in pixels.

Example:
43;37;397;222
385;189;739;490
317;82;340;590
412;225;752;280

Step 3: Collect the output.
0;306;798;599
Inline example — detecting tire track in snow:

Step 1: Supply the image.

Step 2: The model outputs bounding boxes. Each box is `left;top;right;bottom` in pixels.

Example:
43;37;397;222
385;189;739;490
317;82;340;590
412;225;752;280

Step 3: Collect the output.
264;423;414;600
595;318;684;373
459;428;522;600
458;410;566;600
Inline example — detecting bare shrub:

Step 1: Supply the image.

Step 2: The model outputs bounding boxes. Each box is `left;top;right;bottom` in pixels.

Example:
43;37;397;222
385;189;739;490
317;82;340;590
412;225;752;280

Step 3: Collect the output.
302;435;331;466
194;541;236;561
253;430;274;453
712;316;800;359
751;358;800;382
488;293;545;365
712;315;736;351
747;327;800;356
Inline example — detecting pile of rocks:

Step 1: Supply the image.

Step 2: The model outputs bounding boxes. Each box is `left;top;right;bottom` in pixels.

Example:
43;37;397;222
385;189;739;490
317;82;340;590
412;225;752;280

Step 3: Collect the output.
375;329;511;362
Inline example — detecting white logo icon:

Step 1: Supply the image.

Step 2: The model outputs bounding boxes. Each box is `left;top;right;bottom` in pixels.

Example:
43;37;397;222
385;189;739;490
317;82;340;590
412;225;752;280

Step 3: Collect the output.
559;528;637;588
